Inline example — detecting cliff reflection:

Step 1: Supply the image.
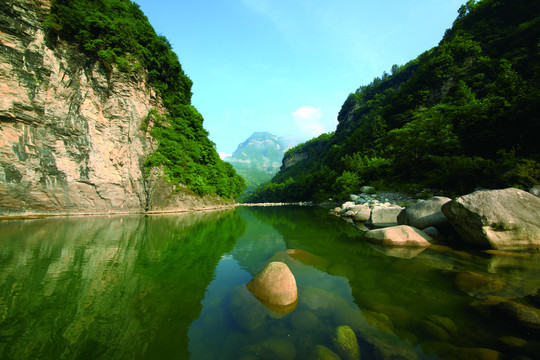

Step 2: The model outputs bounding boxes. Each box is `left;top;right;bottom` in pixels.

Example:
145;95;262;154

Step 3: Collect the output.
0;210;246;360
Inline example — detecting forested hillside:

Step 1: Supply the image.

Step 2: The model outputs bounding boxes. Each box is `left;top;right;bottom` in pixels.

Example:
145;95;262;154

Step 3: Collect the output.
248;0;540;203
45;0;245;199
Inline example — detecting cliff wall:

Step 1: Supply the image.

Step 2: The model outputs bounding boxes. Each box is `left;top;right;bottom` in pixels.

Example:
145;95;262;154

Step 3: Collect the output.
0;0;227;215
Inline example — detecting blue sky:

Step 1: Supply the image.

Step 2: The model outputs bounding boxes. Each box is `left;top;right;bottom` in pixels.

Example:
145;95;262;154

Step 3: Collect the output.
134;0;465;157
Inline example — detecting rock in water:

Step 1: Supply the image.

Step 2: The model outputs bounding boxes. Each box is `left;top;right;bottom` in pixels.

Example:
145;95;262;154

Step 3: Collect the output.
442;188;540;250
369;206;403;228
311;345;342;360
397;196;451;229
365;225;432;247
332;325;361;360
247;261;298;306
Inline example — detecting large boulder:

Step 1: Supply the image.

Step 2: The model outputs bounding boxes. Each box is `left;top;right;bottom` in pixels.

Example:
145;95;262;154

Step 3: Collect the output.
369;206;403;228
441;188;540;250
397;196;451;229
365;225;432;247
246;261;298;307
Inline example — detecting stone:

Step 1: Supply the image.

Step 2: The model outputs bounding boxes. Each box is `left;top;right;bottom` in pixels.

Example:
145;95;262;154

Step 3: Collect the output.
441;188;540;250
241;337;296;360
350;194;359;201
360;186;376;194
247;261;298;307
494;300;540;330
530;185;540;197
369;206;403;228
367;243;426;259
352;205;371;223
332;325;361;360
285;249;329;271
397;196;451;229
365;225;432;247
422;226;440;239
310;345;342;360
455;271;505;295
228;284;269;331
290;310;319;332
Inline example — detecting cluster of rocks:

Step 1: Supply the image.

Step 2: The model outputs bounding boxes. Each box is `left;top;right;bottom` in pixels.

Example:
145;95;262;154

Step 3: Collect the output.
331;186;540;251
228;254;419;359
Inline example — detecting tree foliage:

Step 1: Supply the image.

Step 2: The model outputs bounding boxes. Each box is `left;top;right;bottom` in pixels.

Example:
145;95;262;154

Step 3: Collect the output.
44;0;245;199
248;0;540;202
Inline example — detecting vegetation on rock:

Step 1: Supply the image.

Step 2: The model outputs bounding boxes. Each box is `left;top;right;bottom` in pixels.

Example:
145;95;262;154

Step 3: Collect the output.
248;0;540;203
44;0;245;198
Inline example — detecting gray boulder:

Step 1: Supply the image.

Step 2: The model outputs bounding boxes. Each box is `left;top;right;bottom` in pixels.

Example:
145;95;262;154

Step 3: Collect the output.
442;188;540;250
397;196;451;229
360;186;376;194
530;185;540;197
369;206;403;228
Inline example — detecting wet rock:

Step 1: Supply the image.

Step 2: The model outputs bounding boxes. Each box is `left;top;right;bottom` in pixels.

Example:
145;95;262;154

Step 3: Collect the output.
228;284;269;331
241;337;296;360
310;345;342;360
498;336;527;348
332;325;360;360
365;225;432;247
358;330;418;360
422;342;500;360
363;310;394;334
285;249;330;271
495;300;540;330
455;271;505;295
247;261;298;307
397;196;451;230
290;310;319;332
441;188;540;250
369;206;403;228
367;242;426;259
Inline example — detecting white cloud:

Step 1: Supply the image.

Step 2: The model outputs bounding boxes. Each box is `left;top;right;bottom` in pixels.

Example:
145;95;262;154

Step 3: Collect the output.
219;152;232;160
291;106;326;138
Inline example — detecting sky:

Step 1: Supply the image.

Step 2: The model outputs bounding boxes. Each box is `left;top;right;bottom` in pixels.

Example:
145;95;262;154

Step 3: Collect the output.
134;0;465;157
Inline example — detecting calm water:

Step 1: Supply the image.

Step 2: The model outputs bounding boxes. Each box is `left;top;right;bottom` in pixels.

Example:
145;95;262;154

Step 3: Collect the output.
0;206;539;359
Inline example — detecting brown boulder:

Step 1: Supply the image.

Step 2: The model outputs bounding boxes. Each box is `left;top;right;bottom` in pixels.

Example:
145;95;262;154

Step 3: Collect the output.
247;261;298;307
365;225;432;247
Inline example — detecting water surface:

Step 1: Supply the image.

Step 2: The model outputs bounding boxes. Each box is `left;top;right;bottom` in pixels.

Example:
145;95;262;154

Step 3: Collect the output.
0;207;539;359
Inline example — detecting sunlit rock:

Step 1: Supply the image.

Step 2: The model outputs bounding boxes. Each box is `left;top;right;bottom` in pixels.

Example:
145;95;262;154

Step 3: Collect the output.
365;225;432;247
247;261;298;307
368;206;403;228
332;325;360;360
442;188;540;250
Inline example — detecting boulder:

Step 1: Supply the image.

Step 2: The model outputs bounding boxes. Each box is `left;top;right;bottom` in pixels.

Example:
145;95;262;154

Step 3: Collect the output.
441;188;540;250
332;325;361;360
352;205;371;223
365;225;432;247
530;185;540;197
397;196;451;229
360;186;376;194
246;261;298;307
310;345;342;360
350;194;359;201
369;206;403;228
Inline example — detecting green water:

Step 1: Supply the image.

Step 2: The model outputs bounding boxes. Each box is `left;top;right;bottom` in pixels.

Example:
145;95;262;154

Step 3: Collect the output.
0;207;539;359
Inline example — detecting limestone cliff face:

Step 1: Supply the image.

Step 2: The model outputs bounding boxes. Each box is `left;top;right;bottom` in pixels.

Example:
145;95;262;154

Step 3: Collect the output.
0;0;223;214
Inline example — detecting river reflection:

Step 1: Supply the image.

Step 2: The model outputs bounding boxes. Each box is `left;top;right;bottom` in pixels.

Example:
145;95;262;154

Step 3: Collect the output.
1;207;539;359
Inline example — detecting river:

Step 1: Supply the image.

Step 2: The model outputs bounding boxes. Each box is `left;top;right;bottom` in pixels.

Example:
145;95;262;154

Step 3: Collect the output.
0;206;539;359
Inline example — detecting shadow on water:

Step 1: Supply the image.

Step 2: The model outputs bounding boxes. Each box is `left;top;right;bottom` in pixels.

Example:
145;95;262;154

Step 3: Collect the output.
0;210;246;360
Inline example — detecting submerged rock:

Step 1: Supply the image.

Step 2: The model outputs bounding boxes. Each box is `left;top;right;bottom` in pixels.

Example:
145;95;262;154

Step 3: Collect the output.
247;261;298;307
441;188;540;250
241;337;296;360
310;345;342;360
397;196;451;230
228;284;269;331
365;225;432;247
332;325;361;360
455;271;505;295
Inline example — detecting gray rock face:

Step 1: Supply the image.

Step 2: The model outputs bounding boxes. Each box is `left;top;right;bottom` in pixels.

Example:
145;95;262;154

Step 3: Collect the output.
397;196;451;229
442;188;540;250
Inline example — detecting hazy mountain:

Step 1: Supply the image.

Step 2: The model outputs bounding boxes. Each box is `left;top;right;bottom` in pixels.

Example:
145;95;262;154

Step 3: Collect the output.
224;132;303;196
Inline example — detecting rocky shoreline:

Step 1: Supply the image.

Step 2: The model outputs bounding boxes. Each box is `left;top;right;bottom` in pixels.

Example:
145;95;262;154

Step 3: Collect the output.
330;186;540;251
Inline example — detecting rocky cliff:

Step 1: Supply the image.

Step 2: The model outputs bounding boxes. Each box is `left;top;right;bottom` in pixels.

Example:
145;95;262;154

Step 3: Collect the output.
0;0;228;215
